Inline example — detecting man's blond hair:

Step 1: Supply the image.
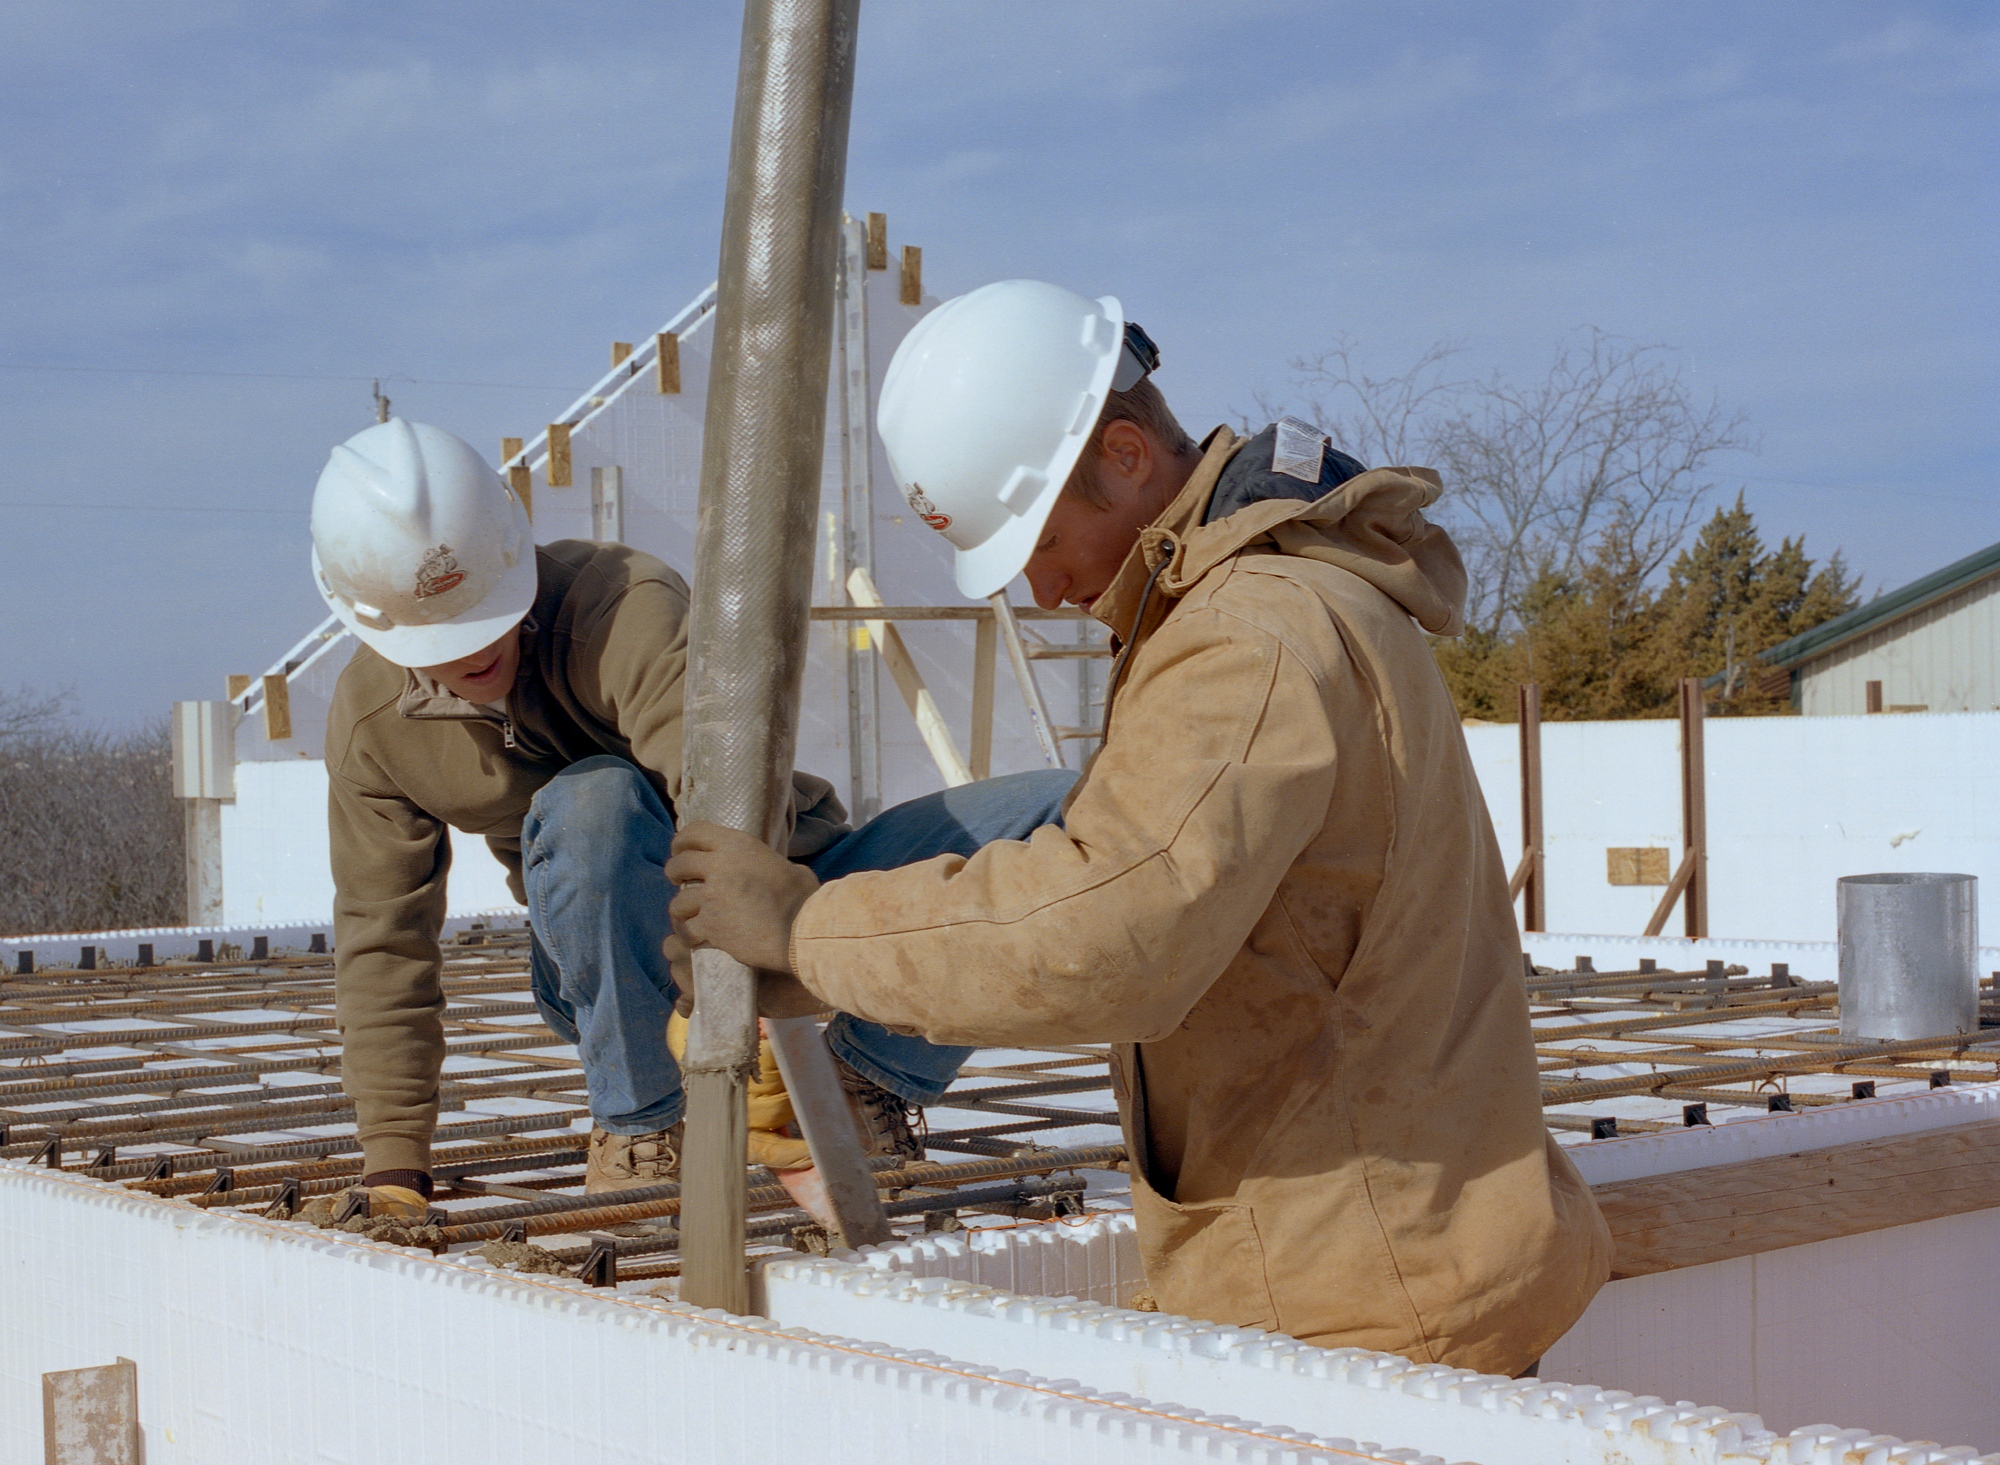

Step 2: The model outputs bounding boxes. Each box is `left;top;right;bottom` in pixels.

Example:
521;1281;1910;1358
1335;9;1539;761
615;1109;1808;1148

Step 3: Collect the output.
1064;377;1200;507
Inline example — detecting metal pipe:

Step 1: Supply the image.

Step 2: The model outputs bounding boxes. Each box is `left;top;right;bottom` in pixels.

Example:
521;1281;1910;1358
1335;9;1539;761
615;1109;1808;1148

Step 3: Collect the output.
1839;873;1980;1040
677;0;861;1315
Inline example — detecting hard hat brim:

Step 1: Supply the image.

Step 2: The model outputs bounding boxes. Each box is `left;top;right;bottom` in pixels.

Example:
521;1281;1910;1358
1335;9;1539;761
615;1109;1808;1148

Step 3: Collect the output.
946;293;1125;602
952;488;1062;600
313;541;538;668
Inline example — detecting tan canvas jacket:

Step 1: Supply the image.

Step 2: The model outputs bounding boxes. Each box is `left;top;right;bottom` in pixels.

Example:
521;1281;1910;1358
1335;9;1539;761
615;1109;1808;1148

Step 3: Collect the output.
790;430;1610;1374
327;540;844;1175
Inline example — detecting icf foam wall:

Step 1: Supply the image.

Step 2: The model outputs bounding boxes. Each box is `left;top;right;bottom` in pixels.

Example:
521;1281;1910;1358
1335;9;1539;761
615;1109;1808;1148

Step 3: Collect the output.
1465;710;2000;944
766;1215;1997;1462
0;1165;1443;1465
8;1163;1989;1464
198;708;2000;938
219;759;521;926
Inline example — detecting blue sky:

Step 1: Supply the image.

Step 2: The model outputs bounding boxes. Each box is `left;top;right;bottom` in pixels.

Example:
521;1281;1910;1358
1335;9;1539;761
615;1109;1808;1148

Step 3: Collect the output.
2;2;1994;726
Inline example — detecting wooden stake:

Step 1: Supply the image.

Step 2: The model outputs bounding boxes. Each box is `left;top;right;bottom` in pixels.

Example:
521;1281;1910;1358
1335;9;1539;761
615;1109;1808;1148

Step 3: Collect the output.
865;212;887;270
970;613;997;781
899;244;922;306
655;332;681;394
610;341;633;367
225;675;251;702
1643;848;1699;938
1517;683;1545;932
501;437;522;465
849;568;972;786
1678;677;1708;938
261;675;292;742
546;424;572;487
508;465;533;520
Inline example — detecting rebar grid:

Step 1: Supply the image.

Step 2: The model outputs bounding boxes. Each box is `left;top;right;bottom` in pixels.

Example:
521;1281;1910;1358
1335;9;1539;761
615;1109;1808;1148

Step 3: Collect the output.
8;934;1996;1281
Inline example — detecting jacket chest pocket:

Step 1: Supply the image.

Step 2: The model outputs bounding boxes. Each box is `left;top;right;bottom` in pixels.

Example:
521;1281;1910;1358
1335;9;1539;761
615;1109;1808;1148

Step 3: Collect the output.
1116;1046;1280;1333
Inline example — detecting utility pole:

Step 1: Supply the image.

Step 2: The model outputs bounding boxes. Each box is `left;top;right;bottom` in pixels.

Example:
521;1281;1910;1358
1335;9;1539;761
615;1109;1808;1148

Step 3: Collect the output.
677;0;871;1315
371;380;391;424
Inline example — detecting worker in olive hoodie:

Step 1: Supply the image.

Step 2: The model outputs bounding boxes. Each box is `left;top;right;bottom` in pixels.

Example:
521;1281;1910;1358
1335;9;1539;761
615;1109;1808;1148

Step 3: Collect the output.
309;417;1073;1219
665;282;1610;1377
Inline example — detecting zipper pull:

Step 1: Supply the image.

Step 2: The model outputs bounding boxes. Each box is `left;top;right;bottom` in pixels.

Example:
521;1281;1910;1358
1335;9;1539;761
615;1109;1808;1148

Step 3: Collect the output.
501;719;517;750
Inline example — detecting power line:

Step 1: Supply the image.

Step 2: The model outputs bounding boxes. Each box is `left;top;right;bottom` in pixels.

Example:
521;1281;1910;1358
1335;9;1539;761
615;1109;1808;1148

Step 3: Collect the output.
0;362;574;391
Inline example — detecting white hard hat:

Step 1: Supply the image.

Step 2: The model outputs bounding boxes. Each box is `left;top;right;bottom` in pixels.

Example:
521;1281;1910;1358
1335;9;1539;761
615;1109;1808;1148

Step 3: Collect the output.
310;417;537;667
877;279;1158;600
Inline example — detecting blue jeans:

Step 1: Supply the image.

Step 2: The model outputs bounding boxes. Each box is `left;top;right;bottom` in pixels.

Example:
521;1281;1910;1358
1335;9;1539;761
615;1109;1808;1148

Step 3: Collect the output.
522;757;1078;1135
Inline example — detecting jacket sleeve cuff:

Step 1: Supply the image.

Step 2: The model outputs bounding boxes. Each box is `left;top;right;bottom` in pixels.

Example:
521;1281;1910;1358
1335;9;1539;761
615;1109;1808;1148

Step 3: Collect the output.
360;1133;432;1177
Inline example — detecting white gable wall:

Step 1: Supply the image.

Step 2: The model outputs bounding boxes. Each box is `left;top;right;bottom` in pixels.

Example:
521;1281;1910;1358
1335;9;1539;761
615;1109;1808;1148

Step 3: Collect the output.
1797;571;2000;715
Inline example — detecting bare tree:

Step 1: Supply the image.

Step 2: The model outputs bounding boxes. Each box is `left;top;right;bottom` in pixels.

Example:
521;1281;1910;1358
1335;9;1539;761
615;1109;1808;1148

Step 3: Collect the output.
1261;329;1754;635
0;691;183;935
0;685;70;743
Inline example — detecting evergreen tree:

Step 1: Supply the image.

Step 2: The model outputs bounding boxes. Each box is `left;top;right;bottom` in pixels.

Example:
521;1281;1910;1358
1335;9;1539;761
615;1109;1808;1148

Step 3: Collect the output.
1431;499;1858;720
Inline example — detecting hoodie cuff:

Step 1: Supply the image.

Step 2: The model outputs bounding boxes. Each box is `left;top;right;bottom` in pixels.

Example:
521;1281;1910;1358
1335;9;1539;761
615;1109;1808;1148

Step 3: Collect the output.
360;1133;432;1177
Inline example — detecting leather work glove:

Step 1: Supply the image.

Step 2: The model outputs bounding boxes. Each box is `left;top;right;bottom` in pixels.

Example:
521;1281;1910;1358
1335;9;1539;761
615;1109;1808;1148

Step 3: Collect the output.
663;929;831;1021
666;822;818;974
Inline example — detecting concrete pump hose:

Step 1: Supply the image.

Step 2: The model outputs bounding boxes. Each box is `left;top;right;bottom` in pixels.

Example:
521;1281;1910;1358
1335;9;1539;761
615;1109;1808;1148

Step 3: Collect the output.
676;0;861;1313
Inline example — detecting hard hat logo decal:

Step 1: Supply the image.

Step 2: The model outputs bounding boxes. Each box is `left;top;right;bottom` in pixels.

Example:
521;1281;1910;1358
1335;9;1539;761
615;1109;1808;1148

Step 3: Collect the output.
906;485;952;533
414;544;466;599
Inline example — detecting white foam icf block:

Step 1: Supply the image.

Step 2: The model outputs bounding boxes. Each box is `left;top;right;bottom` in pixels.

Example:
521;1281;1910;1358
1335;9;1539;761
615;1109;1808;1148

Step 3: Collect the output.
766;1214;1995;1464
7;1164;1992;1463
1542;1207;2000;1451
0;1166;1444;1465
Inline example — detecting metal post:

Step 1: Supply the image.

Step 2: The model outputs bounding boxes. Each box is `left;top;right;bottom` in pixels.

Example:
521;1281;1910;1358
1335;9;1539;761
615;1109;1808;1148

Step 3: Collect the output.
837;213;882;822
1517;683;1545;933
590;465;624;542
171;701;233;926
676;0;861;1316
183;802;224;925
1678;677;1708;939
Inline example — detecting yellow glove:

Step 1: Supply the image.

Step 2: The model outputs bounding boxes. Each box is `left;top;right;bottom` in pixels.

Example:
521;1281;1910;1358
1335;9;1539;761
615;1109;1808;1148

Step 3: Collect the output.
666;1013;812;1171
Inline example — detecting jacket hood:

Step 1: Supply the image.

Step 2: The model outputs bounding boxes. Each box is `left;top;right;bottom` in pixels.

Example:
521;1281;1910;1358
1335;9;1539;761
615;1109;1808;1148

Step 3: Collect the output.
1093;425;1468;649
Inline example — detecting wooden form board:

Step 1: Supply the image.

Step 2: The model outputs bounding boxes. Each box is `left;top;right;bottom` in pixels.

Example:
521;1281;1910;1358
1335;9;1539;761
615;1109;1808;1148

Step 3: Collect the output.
847;567;972;787
1593;1119;2000;1277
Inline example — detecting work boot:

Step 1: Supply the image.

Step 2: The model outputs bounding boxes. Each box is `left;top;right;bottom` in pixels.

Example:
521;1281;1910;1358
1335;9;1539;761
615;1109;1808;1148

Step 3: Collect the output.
835;1057;925;1165
585;1121;684;1193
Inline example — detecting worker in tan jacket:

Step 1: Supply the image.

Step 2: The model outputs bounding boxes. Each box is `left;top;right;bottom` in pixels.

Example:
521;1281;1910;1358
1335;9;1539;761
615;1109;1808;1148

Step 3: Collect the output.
308;417;1073;1220
667;281;1611;1376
